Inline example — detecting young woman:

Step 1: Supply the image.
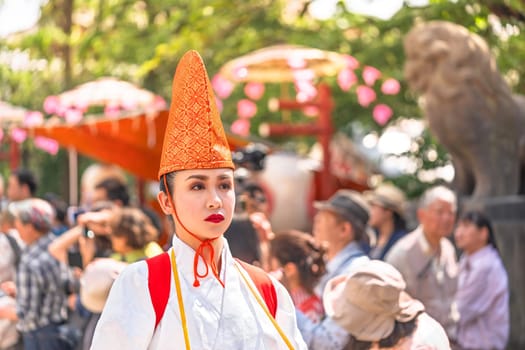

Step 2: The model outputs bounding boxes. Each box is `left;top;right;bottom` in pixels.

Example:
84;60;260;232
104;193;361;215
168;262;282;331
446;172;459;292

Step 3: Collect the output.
453;210;509;350
269;230;326;323
90;50;305;350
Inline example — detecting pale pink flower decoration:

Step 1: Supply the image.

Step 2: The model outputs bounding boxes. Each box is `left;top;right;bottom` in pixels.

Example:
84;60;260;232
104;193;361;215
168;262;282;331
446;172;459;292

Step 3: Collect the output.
34;136;60;155
362;66;381;86
24;111;44;127
231;118;251;136
373;104;393;126
244;82;265;100
381;78;401;95
337;68;357;91
212;74;235;99
43;96;60;114
11;128;27;143
356;86;376;107
237;99;257;119
344;55;360;70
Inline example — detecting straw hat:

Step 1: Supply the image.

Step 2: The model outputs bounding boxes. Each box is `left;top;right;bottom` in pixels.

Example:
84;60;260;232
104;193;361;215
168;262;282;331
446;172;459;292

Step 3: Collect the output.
365;183;406;217
323;260;424;342
158;50;234;179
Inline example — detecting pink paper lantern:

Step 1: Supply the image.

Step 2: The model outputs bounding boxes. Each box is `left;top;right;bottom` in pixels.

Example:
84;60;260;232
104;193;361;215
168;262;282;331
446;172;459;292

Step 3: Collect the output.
295;80;317;102
24;111;44;127
356;86;376;107
43;96;60;115
65;109;84;124
104;105;121;118
34;136;59;155
381;78;401;95
337;68;357;91
237;99;257;119
11;128;27;143
373;104;393;126
362;66;381;86
303;106;319;117
244;82;265;100
344;55;360;70
231;118;250;136
153;96;167;110
212;74;234;99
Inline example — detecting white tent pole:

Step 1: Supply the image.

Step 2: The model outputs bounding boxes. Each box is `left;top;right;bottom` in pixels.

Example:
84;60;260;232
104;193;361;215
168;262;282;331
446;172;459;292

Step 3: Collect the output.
68;147;78;206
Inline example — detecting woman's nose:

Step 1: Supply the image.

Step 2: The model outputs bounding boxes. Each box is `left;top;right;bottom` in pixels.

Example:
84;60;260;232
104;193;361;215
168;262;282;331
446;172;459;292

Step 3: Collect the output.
207;191;222;209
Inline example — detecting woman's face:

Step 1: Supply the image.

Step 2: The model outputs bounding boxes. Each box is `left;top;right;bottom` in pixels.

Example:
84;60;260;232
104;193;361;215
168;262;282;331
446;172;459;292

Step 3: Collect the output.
169;168;235;241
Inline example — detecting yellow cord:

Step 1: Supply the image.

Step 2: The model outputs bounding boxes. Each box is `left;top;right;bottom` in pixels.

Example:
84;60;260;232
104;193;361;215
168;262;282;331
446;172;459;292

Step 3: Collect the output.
171;249;191;350
235;263;295;350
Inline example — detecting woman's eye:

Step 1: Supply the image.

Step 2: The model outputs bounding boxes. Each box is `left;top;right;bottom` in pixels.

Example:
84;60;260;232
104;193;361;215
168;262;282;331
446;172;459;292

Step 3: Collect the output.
191;183;204;190
219;182;232;190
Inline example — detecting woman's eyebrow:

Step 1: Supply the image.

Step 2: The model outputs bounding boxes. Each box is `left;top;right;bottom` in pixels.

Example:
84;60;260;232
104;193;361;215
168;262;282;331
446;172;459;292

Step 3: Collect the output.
185;174;208;181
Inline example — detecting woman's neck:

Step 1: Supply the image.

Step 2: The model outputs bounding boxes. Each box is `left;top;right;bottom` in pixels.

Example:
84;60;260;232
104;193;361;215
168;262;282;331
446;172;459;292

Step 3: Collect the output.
377;219;395;246
180;231;224;267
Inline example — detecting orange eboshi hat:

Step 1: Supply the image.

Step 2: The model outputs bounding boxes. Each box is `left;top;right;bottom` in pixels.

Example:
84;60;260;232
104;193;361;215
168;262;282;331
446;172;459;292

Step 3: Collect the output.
158;50;234;179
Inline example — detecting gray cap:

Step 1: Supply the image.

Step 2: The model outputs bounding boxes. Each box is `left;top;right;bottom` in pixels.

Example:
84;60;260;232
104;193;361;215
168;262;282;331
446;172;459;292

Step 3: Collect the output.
314;189;370;226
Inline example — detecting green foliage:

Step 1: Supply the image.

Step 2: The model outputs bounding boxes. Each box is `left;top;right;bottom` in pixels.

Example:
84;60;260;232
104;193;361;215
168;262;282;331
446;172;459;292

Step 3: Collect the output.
1;0;524;200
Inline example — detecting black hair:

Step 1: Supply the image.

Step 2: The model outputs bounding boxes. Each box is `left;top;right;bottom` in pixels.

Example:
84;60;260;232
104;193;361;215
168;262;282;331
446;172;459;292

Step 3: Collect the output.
13;168;37;196
43;192;68;224
159;173;175;194
269;230;326;293
344;317;419;350
459;210;498;251
393;212;407;232
95;178;130;206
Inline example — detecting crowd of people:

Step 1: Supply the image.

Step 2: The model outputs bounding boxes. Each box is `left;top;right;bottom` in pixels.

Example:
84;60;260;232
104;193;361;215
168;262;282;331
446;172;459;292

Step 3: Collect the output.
0;50;510;350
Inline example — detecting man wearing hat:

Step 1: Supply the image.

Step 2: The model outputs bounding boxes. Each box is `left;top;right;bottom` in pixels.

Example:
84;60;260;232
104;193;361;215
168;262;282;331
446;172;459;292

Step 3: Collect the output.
312;189;371;298
365;183;408;260
91;50;306;349
0;198;75;350
323;260;450;349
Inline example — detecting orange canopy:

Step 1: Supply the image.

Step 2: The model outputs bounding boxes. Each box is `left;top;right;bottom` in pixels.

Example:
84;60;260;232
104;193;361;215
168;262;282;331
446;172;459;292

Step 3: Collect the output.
26;110;249;180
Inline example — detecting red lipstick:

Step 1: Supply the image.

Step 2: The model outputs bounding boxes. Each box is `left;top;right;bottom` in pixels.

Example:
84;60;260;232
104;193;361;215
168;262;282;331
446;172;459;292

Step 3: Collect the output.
205;213;224;223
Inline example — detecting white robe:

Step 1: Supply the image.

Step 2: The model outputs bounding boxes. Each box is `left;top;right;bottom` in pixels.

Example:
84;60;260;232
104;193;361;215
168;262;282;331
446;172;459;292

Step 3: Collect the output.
91;236;306;350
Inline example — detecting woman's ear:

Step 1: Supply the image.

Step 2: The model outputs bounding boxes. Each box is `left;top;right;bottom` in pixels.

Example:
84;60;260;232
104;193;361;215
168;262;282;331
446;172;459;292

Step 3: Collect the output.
157;191;173;215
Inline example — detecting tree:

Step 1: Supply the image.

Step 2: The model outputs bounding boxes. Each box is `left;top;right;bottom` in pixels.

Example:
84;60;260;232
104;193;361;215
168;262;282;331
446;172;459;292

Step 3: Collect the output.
0;0;523;199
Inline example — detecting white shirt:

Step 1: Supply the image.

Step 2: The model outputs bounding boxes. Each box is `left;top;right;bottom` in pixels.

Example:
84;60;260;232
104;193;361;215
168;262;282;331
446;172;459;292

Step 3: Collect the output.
91;235;306;350
456;246;509;350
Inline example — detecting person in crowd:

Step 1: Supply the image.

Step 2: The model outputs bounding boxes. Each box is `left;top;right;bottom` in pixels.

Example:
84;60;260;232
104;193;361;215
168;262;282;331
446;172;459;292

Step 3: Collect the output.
43;192;70;236
224;180;269;267
323;260;450;349
0;198;75;350
92;178;130;207
90;177;163;257
6;169;37;203
453;210;509;350
91;50;306;349
269;230;326;323
0;210;22;350
312;189;370;298
365;183;408;260
385;185;458;339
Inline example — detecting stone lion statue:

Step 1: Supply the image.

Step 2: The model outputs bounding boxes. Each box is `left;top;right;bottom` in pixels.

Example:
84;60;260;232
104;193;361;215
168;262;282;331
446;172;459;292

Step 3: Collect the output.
404;20;525;198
